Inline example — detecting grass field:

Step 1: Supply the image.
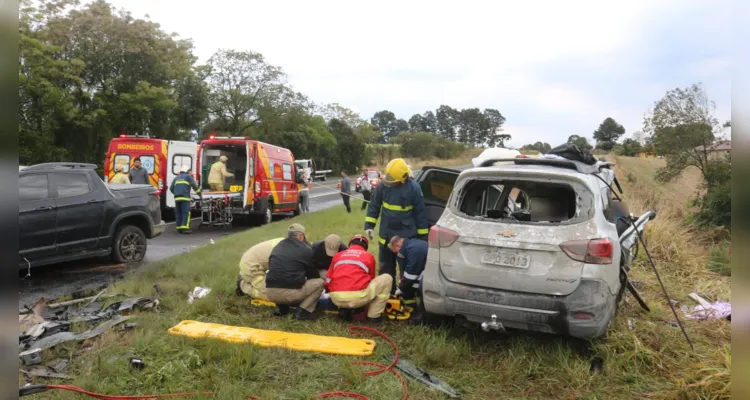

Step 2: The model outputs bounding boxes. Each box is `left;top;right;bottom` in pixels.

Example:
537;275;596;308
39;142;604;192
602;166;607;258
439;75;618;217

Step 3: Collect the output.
23;155;730;399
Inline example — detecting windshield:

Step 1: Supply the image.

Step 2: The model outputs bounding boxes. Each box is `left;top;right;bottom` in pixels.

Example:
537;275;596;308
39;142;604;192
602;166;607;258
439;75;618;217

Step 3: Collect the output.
367;171;379;179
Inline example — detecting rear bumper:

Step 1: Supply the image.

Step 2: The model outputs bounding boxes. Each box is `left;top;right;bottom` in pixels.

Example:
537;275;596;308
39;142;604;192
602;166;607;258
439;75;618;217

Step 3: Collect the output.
151;220;167;238
422;263;616;339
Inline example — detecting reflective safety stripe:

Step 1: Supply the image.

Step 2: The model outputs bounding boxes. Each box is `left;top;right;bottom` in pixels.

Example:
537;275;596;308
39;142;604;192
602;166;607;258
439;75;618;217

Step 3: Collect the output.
403;272;419;280
382;202;413;212
175;197;192;201
378;237;386;245
333;260;369;275
402;298;418;304
195;188;201;193
175;180;190;185
330;285;374;299
365;216;378;224
417;228;429;235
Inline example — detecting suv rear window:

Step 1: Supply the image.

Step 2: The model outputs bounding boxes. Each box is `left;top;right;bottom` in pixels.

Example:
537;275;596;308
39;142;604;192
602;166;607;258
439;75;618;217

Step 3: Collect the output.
456;178;591;224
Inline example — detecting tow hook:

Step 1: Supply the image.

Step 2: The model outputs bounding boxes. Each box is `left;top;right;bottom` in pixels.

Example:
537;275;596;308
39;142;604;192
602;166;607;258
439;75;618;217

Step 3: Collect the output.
481;315;505;332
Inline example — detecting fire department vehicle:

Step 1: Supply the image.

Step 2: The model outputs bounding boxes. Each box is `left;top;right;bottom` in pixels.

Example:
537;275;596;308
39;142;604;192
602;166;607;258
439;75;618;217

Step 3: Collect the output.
196;135;302;225
104;135;198;212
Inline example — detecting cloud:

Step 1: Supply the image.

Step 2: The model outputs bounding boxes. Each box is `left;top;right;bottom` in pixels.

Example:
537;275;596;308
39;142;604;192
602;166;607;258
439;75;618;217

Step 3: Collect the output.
101;0;731;146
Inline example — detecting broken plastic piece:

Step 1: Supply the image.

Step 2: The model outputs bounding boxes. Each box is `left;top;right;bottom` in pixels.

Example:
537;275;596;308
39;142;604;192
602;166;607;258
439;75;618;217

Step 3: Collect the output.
187;287;211;304
22;316;130;354
168;320;376;356
382;355;460;398
130;358;145;370
19;348;42;366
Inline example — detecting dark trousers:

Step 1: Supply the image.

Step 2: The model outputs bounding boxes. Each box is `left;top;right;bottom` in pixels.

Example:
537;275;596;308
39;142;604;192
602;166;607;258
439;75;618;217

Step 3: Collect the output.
175;201;191;230
361;190;371;210
341;193;351;213
378;242;400;293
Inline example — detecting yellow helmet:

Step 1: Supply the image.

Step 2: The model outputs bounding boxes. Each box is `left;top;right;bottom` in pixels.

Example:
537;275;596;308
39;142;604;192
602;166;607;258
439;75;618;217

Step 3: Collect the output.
383;158;411;186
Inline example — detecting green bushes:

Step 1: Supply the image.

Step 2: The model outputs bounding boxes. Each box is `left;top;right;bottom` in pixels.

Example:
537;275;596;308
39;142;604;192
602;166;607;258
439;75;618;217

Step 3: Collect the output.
707;240;731;276
393;132;465;160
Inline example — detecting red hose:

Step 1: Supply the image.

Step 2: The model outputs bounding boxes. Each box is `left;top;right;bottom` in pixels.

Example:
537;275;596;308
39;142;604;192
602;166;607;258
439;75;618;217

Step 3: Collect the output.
27;326;407;400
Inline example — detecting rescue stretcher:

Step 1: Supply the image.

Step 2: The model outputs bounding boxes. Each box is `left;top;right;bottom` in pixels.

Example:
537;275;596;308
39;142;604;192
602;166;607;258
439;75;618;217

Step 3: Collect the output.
191;192;241;229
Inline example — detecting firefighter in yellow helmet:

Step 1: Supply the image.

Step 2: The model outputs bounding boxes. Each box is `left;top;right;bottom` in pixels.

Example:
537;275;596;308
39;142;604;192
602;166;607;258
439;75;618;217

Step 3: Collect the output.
208;155;234;191
111;165;130;184
364;158;428;293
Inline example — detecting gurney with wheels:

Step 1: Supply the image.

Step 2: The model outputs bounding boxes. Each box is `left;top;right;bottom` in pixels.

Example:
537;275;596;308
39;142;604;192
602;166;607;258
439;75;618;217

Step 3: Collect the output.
191;192;240;229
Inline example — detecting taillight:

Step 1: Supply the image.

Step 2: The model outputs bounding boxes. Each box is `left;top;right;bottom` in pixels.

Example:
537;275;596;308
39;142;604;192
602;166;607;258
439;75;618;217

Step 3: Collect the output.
149;190;161;199
255;182;260;194
559;238;613;264
158;178;163;191
428;226;459;249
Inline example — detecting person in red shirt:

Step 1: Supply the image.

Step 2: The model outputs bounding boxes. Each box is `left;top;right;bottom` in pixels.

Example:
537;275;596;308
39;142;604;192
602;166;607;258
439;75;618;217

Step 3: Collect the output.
325;235;393;322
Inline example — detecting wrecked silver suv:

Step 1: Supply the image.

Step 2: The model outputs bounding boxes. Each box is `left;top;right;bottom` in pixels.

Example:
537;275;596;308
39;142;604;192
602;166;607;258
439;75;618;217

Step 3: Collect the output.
419;157;648;339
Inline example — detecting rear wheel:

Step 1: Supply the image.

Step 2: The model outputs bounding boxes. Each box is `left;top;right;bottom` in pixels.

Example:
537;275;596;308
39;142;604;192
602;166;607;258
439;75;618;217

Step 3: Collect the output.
293;200;301;216
112;225;147;263
262;203;273;225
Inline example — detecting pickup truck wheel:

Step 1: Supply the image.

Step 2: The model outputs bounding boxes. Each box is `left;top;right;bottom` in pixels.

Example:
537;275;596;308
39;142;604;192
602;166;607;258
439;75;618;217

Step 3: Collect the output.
112;225;147;263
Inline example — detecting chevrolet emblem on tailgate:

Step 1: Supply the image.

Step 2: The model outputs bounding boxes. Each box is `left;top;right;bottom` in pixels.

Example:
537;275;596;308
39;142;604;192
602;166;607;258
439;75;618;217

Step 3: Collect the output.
498;230;516;237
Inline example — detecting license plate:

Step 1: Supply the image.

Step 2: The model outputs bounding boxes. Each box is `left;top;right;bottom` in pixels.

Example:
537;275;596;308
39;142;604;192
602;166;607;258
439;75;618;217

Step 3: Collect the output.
481;250;530;268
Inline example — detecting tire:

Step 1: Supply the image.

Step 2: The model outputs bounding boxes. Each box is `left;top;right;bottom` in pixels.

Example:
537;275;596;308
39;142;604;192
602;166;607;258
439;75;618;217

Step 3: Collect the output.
322;175;326;181
112;225;147;263
293;200;301;216
262;203;273;225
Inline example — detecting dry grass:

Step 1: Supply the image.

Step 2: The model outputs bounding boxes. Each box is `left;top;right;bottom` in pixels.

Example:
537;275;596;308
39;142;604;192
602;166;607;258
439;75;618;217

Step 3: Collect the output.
22;154;730;399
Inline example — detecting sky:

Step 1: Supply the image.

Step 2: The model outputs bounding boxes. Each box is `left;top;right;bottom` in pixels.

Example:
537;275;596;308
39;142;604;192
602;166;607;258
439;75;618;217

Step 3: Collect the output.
102;0;731;148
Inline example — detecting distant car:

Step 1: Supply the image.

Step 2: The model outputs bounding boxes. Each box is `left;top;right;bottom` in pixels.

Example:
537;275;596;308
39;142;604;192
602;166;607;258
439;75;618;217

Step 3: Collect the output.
355;169;382;192
19;163;166;269
416;157;651;340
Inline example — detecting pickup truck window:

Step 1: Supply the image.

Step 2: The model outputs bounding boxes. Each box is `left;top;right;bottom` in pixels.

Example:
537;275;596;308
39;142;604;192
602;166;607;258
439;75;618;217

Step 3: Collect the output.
55;173;91;198
20;174;49;202
172;155;192;174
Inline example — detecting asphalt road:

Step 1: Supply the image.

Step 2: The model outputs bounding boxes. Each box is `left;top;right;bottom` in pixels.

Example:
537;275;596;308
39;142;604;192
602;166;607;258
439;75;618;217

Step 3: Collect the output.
19;181;362;307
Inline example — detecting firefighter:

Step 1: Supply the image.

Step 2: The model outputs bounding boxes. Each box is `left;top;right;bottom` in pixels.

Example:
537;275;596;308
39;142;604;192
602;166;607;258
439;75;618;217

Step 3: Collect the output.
111;165;130;184
236;237;284;299
364;158;428;293
389;235;428;324
326;235;393;323
170;165;201;234
208;155;234;191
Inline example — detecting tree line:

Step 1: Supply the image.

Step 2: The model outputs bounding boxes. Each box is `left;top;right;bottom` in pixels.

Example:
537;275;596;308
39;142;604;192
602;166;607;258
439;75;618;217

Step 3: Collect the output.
19;0;511;172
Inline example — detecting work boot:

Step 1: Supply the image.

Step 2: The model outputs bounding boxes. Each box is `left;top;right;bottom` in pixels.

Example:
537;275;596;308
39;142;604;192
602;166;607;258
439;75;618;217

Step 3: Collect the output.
295;308;316;321
235;277;243;297
182;229;192;234
367;316;384;324
273;305;290;317
408;306;425;326
338;308;353;321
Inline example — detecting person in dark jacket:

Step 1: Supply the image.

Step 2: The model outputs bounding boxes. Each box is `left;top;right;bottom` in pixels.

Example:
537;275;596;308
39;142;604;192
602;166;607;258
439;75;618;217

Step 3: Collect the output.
265;224;324;320
364;158;428;293
389;235;428;324
310;234;347;280
339;172;352;213
169;165;201;234
129;157;150;185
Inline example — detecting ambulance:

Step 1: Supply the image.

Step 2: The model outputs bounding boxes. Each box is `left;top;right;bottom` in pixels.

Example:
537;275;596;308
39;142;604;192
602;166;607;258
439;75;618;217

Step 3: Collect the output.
196;135;302;225
104;135;198;211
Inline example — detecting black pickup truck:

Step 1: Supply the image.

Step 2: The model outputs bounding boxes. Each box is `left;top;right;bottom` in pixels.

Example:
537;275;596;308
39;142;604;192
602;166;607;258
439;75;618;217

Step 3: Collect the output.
19;163;166;269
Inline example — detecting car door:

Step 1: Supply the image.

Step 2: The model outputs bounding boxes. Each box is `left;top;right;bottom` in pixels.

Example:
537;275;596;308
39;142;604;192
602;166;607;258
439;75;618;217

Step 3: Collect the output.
52;172;106;254
166;140;198;208
19;173;57;262
415;166;464;228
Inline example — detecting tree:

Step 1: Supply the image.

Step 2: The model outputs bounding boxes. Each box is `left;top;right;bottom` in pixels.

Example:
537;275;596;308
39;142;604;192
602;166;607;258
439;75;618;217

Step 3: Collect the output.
19;0;207;165
370;110;397;142
393;119;409;136
394;132;437;159
593;117;625;150
521;142;552;154
457;108;483;145
328;118;366;172
435;105;460;141
317;103;365;128
482;108;509;147
204;49;291;135
644;83;727;186
355;122;383;144
408;111;437;133
567;135;593;151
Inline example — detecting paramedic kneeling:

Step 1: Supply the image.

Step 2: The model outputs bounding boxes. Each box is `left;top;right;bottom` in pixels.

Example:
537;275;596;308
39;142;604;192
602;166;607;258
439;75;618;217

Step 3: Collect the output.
236;237;284;300
265;224;324;320
389;235;428;324
326;235;393;323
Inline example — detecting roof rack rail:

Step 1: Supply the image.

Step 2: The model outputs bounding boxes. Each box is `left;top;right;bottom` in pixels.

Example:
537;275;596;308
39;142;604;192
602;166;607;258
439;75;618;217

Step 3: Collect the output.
477;157;612;175
24;162;98;171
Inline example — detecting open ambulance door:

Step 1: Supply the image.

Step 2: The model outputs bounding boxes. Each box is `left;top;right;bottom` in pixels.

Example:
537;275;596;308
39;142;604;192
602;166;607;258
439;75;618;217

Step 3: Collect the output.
166;141;198;208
